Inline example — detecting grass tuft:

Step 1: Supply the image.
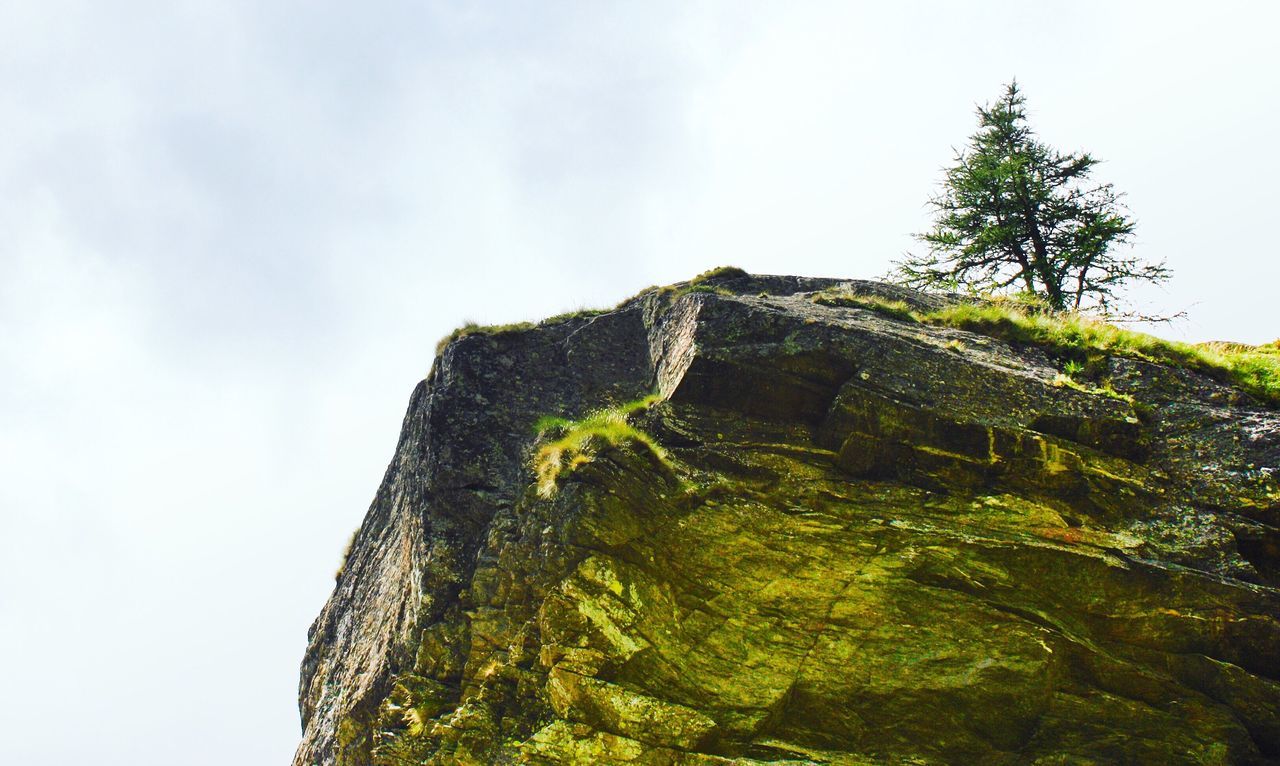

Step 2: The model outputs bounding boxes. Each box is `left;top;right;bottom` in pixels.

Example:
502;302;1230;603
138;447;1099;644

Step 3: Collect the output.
543;307;612;325
690;265;749;284
684;283;734;296
434;320;536;355
334;528;358;580
532;395;668;498
926;303;1280;406
813;288;1279;406
811;290;919;322
435;272;755;359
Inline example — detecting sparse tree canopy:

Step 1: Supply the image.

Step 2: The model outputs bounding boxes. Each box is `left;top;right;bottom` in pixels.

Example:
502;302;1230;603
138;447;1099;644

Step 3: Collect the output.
895;81;1168;312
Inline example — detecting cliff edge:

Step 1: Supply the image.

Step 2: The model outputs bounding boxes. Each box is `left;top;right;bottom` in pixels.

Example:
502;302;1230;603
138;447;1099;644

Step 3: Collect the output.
294;272;1280;765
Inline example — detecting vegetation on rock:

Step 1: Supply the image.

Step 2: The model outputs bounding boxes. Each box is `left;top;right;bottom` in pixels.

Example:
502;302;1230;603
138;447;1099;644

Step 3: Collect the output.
298;273;1280;766
434;267;751;360
532;395;668;498
434;320;537;355
813;287;1280;407
689;265;749;283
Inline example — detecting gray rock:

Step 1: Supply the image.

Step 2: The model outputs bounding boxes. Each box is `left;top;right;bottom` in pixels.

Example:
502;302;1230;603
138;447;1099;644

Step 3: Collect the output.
294;274;1280;766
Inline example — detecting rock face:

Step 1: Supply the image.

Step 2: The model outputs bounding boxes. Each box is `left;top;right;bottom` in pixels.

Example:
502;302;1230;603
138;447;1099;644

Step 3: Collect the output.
293;273;1280;766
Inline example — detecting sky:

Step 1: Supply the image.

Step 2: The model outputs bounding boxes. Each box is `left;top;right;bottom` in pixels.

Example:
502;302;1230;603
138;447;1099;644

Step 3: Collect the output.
1;2;1277;764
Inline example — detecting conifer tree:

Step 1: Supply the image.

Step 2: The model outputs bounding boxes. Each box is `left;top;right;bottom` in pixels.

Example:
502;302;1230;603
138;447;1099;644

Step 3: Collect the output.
896;81;1167;312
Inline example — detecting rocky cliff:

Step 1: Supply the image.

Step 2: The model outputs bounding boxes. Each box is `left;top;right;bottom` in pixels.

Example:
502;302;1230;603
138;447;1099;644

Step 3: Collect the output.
293;272;1280;766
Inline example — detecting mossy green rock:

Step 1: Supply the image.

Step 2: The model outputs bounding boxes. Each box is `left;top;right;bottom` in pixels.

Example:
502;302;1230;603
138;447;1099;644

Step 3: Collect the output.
294;274;1280;765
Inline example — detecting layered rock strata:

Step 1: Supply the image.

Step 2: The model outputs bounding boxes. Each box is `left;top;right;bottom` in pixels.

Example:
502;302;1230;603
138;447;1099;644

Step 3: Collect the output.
294;274;1280;765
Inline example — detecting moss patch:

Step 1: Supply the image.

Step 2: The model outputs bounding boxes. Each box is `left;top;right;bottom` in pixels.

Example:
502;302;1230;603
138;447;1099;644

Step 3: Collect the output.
371;674;455;765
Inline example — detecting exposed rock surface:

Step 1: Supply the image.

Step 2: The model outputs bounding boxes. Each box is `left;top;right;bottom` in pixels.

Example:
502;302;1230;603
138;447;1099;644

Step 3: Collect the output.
294;274;1280;766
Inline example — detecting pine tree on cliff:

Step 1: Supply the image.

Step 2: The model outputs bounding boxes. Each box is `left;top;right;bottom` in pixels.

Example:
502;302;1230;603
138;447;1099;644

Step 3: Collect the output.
895;81;1168;312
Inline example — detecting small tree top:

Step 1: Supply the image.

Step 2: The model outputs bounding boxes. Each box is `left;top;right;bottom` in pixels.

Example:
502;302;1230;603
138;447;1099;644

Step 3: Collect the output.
894;81;1168;313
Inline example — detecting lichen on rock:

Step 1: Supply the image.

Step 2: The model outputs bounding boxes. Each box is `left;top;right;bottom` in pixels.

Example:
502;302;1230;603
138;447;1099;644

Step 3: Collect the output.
294;272;1280;765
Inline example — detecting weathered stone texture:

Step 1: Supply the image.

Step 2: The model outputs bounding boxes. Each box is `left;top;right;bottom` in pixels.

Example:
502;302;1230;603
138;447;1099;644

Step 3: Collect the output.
294;274;1280;766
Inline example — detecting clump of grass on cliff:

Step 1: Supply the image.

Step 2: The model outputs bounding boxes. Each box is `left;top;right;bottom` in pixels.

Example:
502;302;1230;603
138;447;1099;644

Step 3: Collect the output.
533;395;668;498
334;528;358;581
433;310;614;356
928;302;1280;406
811;290;919;322
691;265;749;283
813;288;1280;406
650;265;748;302
434;320;536;355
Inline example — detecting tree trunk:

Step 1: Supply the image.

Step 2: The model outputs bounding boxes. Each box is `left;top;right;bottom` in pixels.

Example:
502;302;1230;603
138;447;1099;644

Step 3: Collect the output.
995;205;1036;292
1027;225;1063;309
1015;176;1065;310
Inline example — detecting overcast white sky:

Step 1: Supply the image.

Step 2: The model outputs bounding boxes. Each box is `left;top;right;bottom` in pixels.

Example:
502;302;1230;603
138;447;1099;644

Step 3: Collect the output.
1;2;1277;764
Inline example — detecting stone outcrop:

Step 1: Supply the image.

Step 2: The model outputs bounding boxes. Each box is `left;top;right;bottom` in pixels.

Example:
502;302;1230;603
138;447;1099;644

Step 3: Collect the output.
293;273;1280;765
